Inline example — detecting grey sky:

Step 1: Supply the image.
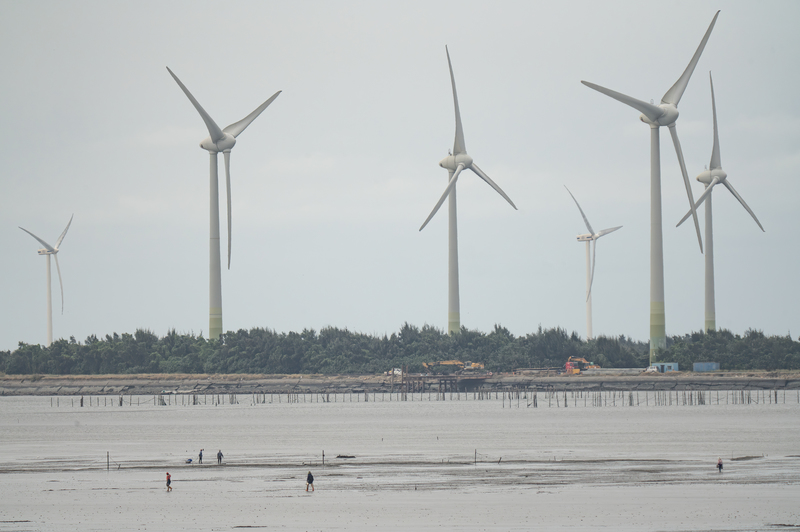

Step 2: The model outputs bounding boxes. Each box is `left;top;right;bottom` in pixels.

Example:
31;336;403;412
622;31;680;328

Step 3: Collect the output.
1;1;798;352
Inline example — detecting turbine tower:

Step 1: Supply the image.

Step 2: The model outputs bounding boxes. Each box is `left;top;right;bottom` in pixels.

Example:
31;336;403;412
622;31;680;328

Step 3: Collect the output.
565;187;622;341
167;67;280;340
419;46;517;335
677;72;764;332
19;215;73;347
581;11;719;362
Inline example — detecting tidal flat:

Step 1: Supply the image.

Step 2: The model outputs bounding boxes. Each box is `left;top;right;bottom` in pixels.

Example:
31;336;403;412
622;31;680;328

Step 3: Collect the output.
1;394;799;531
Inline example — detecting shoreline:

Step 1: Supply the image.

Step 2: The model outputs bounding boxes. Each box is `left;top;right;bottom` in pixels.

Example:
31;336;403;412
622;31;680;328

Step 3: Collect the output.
2;371;799;396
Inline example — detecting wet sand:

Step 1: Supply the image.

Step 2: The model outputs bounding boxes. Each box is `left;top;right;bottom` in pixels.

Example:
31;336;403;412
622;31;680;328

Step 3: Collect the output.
1;395;799;531
3;456;799;531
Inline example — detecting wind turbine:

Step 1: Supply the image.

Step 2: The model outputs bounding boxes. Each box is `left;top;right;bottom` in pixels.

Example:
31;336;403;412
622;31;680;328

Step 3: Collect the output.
419;46;517;335
19;215;73;347
677;72;764;333
565;187;622;341
581;10;719;362
167;67;280;340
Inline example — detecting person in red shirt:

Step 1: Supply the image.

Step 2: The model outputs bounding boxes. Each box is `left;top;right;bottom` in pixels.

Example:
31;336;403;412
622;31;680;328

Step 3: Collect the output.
166;472;172;491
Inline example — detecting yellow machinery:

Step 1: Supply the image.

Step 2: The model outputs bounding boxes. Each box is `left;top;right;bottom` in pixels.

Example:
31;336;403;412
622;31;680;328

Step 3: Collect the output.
422;360;485;374
565;357;600;374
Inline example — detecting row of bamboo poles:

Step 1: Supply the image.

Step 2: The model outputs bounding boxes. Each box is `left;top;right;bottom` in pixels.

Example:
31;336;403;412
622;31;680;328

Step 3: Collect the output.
49;388;797;407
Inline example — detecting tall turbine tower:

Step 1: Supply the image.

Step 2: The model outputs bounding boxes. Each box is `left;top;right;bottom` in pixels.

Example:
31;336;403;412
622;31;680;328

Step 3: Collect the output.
677;72;764;332
419;46;517;334
565;187;622;341
167;67;280;340
581;11;719;362
19;215;73;347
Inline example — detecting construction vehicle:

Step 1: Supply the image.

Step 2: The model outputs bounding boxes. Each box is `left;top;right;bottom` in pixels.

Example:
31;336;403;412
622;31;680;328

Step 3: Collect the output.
564;356;600;374
423;360;484;374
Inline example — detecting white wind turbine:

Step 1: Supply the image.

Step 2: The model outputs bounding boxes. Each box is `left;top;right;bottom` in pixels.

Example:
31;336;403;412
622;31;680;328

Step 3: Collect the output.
19;215;74;347
582;10;719;362
419;46;517;335
167;67;280;340
565;187;622;341
677;72;764;333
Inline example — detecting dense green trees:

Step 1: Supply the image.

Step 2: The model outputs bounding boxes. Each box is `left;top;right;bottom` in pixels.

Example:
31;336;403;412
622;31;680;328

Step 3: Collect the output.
662;329;800;372
1;325;797;375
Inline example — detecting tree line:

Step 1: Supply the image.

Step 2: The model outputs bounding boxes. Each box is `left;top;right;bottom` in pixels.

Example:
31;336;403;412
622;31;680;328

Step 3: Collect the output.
1;325;798;376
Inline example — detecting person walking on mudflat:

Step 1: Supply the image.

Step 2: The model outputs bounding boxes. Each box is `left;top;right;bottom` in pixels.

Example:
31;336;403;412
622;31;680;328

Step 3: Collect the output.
306;471;314;492
217;450;223;464
166;472;172;492
717;458;723;473
199;449;203;464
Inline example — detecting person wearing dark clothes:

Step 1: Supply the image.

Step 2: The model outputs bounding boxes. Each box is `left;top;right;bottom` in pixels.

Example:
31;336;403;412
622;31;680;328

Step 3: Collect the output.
199;449;203;464
717;458;723;472
306;471;314;492
166;472;172;491
217;450;223;464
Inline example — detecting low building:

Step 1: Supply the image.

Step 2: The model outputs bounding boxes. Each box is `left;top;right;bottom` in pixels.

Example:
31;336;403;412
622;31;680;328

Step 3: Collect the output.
693;362;720;372
651;362;679;373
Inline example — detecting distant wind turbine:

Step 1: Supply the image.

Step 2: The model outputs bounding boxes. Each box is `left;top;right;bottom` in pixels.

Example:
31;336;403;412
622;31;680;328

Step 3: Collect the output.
167;67;281;340
419;46;517;335
581;10;720;362
19;215;73;347
677;72;764;332
565;187;622;341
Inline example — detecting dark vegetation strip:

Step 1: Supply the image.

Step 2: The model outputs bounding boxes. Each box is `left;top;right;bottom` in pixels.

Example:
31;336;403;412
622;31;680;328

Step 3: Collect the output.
1;324;798;375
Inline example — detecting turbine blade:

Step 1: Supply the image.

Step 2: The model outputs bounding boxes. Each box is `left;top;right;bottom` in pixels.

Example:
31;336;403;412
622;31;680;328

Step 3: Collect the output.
669;124;703;252
596;225;622;238
721;180;765;232
564;186;594;234
709;72;721;170
54;253;64;314
677;177;719;227
166;67;225;143
587;239;597;302
661;11;720;106
581;81;665;123
19;227;54;252
470;163;517;210
419;164;464;231
224;151;233;269
445;46;466;155
55;214;73;249
224;90;282;138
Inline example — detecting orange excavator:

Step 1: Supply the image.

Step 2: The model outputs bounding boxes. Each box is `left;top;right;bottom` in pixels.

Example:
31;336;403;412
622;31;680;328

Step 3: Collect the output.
564;357;600;374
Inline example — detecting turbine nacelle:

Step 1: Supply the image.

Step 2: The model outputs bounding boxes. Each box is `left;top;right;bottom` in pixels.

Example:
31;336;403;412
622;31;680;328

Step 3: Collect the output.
696;167;726;185
439;153;473;171
564;186;622;308
676;73;763;233
19;214;73;324
200;133;236;153
168;66;281;277
639;104;679;127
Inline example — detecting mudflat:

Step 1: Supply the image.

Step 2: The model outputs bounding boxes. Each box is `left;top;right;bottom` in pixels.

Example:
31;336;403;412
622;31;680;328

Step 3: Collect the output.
1;394;799;531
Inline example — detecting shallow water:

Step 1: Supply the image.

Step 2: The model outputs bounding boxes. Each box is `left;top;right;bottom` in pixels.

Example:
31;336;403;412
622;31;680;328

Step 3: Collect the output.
1;392;799;531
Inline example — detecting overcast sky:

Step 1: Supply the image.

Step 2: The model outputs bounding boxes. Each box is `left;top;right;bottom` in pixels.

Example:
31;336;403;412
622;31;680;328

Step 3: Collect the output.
1;0;798;352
